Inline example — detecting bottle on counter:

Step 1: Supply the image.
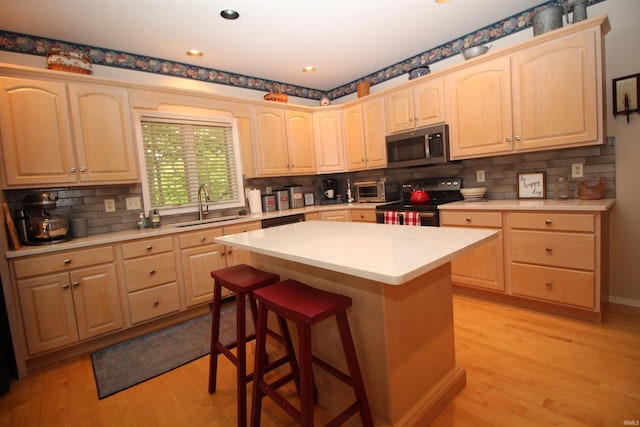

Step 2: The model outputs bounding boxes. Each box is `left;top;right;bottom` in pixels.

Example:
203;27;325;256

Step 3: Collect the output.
137;212;146;230
346;178;354;203
150;209;161;228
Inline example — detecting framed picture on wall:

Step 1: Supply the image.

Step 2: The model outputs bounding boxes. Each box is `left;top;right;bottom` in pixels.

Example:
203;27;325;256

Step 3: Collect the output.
517;172;546;199
613;73;639;117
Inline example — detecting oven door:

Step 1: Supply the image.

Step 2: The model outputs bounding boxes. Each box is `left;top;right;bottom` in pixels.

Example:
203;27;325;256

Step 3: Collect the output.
375;210;439;226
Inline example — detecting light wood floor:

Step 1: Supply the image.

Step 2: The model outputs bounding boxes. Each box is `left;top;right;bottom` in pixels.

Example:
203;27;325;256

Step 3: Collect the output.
1;294;639;426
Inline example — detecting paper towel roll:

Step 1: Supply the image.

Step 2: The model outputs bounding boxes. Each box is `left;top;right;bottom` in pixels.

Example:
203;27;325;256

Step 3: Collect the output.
247;189;262;214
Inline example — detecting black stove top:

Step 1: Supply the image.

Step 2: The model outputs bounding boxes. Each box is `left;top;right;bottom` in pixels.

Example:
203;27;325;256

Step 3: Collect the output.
376;177;463;212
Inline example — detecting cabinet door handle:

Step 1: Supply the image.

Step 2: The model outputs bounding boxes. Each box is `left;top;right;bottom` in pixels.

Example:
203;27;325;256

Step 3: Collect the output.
72;281;80;287
63;259;71;265
227;249;233;256
545;281;553;287
153;300;159;307
545;247;553;252
514;136;521;141
80;167;87;172
62;283;70;289
506;136;512;142
545;219;552;225
69;167;76;173
149;269;156;274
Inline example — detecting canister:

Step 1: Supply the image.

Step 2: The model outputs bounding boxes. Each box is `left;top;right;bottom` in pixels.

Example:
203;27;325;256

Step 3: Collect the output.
274;189;290;210
261;194;276;212
285;185;304;209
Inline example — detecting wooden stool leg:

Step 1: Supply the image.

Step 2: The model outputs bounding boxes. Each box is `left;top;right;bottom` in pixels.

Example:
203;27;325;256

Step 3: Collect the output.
298;322;314;427
250;304;269;427
236;292;248;427
336;311;373;427
208;281;223;394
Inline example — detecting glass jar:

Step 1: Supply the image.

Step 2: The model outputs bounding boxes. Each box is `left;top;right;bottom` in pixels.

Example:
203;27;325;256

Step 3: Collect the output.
555;177;570;200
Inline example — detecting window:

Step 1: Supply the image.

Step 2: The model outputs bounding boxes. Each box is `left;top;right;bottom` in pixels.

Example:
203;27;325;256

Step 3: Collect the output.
137;112;244;215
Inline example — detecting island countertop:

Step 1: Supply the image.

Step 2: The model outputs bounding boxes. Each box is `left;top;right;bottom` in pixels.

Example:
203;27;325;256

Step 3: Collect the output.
214;220;497;285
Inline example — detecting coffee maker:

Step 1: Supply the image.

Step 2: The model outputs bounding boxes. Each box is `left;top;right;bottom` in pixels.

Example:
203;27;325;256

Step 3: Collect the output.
15;193;70;245
322;179;339;203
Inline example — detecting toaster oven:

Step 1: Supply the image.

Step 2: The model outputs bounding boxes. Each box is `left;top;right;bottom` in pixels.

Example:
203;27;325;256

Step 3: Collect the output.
354;179;399;203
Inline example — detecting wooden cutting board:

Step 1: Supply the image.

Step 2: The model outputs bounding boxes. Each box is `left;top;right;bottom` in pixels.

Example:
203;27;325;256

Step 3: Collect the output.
3;202;21;250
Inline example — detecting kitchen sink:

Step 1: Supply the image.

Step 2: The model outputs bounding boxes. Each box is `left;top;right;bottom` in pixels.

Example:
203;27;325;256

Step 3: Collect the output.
173;216;240;228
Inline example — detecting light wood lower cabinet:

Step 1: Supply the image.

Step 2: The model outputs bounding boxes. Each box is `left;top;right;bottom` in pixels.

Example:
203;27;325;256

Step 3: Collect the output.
441;208;608;321
350;209;377;223
12;246;123;355
440;211;505;291
122;236;180;324
318;209;351;222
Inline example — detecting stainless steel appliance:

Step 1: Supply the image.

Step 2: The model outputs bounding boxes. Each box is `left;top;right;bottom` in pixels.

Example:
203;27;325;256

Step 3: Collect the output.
354;179;399;203
375;177;463;226
15;193;70;245
385;124;450;168
285;184;304;209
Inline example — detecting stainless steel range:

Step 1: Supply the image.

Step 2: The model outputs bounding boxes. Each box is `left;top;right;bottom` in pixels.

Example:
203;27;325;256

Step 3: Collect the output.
375;177;463;226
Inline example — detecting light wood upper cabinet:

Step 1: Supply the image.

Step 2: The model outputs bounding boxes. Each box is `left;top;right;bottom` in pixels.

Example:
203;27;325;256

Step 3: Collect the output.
251;105;316;176
511;31;599;152
446;56;514;159
447;27;603;160
67;83;139;182
313;108;345;173
386;77;445;133
344;97;387;171
0;77;77;187
0;77;139;188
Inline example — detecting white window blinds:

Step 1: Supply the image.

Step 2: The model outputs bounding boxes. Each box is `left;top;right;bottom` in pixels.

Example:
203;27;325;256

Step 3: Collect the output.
140;117;243;211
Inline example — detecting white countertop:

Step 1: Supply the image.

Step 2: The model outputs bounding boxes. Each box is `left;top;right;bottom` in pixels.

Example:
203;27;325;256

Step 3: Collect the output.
438;198;615;211
214;220;497;285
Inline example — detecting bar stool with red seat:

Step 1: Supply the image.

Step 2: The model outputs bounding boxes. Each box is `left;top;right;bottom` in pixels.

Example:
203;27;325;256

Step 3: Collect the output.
250;279;374;427
208;264;280;427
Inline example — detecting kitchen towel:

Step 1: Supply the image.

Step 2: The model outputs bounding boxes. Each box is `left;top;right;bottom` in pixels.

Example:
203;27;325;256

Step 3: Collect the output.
403;211;421;226
384;211;400;225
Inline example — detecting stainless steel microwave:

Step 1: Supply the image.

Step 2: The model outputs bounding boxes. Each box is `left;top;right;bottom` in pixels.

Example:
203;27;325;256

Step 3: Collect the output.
385;124;450;168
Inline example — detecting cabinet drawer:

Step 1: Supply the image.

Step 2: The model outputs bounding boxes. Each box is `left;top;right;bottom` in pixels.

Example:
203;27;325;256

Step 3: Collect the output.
224;221;262;235
511;263;594;308
179;228;224;249
440;211;502;228
511;230;595;270
13;246;113;279
122;236;173;259
511;212;594;232
124;252;177;292
351;210;377;223
128;282;181;324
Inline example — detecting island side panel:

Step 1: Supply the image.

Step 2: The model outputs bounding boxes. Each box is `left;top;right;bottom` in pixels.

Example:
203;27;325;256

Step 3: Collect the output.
247;252;464;426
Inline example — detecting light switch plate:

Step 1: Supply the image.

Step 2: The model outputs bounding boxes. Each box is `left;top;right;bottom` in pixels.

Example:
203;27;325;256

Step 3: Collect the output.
104;199;116;212
126;196;141;210
571;163;584;178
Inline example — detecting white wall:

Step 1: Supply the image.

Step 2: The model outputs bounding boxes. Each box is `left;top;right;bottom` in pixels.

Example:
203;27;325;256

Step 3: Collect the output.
1;0;638;305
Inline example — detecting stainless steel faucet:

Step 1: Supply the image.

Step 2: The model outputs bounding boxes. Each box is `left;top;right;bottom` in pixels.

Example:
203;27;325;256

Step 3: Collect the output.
198;184;210;221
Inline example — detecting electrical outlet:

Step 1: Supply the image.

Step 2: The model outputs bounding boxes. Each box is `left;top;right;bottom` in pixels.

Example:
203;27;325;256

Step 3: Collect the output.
476;170;485;183
126;196;141;210
104;199;116;212
572;163;584;178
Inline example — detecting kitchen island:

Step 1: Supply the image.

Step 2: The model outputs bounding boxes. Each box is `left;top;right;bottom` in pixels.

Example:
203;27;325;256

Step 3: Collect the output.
215;220;497;426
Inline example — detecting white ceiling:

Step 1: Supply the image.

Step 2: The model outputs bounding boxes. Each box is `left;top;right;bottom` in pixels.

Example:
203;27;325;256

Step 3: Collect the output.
0;0;546;91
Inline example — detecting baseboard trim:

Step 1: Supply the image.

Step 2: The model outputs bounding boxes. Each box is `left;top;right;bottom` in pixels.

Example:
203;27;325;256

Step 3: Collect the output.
608;296;640;308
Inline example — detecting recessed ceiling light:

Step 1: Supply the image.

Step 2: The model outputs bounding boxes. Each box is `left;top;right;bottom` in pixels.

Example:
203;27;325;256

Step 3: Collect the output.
186;50;203;57
302;66;316;73
436;0;450;3
220;9;239;20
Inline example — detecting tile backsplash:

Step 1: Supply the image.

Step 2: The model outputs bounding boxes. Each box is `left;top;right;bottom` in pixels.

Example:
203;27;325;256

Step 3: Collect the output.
3;137;615;237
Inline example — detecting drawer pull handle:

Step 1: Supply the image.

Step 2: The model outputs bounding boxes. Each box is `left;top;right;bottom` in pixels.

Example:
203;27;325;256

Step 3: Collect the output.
227;249;233;256
545;247;553;252
201;236;206;241
545;219;552;225
465;217;472;222
146;245;152;250
545;282;553;287
63;259;71;264
153;300;159;307
149;269;156;274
